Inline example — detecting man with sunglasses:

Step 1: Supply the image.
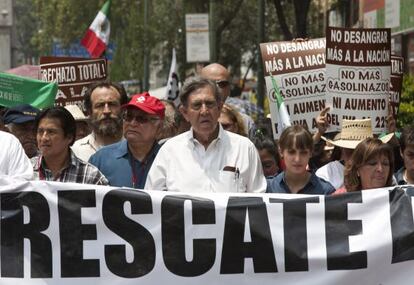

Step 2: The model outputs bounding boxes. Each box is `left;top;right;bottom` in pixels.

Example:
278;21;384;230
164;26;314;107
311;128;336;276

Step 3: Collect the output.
145;77;266;193
89;92;165;188
200;63;255;137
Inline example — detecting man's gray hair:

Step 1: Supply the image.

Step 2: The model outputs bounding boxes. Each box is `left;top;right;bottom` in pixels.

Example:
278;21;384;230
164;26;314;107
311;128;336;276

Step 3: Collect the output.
179;76;221;106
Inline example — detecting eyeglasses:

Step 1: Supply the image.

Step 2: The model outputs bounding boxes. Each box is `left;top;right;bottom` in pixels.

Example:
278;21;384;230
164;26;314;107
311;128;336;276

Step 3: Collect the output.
123;113;160;124
189;100;218;111
216;80;230;88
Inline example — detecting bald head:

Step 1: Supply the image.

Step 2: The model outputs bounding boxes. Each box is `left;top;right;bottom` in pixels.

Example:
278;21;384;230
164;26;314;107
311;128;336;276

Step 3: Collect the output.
200;63;231;101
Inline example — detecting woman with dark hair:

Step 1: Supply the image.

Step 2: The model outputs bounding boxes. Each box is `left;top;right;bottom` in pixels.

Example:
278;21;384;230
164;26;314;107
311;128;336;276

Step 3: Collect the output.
267;125;335;194
337;137;394;193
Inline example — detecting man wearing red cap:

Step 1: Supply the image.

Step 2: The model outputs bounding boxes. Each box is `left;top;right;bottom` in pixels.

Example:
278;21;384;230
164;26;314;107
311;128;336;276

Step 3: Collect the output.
89;92;165;188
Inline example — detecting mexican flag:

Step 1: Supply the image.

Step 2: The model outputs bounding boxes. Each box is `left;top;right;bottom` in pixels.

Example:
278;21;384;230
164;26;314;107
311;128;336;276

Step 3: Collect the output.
81;0;111;58
269;73;291;134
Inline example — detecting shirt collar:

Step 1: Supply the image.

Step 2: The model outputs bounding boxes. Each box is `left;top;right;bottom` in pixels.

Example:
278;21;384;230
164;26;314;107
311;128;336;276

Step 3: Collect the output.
187;123;224;147
115;140;129;158
280;171;315;193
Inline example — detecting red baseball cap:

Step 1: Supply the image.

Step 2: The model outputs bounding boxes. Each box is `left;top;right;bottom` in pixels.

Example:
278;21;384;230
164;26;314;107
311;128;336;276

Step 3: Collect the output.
122;92;165;119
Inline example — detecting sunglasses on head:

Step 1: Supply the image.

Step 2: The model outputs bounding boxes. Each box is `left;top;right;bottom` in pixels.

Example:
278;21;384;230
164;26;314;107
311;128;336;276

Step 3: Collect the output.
216;80;230;88
123;112;160;124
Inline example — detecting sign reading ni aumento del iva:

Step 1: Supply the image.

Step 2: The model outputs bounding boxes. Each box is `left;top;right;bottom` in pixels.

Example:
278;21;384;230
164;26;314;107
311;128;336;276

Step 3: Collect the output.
390;55;404;119
40;56;107;108
325;27;391;133
260;38;326;138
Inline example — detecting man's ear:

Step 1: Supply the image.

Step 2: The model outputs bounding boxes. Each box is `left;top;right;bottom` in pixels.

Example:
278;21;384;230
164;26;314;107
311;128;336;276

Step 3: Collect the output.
179;105;190;122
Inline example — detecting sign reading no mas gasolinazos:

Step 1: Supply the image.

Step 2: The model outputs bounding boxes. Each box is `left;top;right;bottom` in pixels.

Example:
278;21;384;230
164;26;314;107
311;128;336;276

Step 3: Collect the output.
325;27;391;134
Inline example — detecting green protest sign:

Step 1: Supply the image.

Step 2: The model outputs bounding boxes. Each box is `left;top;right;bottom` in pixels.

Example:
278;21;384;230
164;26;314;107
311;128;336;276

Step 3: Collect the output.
0;72;57;109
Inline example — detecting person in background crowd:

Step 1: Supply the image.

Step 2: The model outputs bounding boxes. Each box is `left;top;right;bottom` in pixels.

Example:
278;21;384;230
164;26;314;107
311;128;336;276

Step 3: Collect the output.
0;130;33;180
64;104;91;141
90;92;165;189
218;103;247;136
3;104;40;158
267;125;335;194
336;137;394;193
72;81;128;162
145;76;266;193
395;125;414;185
31;107;108;185
157;99;178;143
200;63;256;136
316;119;393;189
252;134;280;179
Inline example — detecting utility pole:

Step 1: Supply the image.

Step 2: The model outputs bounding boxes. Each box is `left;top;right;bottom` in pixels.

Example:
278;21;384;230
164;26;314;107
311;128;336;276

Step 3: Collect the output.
143;0;150;91
209;0;217;62
256;0;265;111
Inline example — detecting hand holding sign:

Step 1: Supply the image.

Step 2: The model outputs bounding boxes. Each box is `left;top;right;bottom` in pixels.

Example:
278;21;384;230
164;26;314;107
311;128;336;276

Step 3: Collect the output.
316;107;330;135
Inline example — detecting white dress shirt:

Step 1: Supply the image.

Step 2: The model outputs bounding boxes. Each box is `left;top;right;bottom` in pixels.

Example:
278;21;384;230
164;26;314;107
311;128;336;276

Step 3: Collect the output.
315;160;345;190
0;131;33;180
72;132;101;162
145;125;266;193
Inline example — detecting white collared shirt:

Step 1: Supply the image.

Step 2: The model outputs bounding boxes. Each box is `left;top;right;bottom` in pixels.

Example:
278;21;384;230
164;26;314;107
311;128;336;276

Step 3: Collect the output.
0;131;33;180
145;125;266;193
72;132;101;162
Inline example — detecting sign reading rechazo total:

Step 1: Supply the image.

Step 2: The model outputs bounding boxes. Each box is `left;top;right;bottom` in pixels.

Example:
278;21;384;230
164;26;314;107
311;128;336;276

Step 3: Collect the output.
260;38;326;138
1;180;414;284
40;56;107;107
390;55;404;119
325;27;391;133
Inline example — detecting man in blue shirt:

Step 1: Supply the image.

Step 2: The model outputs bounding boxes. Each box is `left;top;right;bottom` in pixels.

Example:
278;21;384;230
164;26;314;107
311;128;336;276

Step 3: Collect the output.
89;92;165;189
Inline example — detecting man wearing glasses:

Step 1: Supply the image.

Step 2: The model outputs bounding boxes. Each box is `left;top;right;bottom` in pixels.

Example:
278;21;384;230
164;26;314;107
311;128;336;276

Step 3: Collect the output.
89;92;165;188
145;77;266;193
200;63;255;136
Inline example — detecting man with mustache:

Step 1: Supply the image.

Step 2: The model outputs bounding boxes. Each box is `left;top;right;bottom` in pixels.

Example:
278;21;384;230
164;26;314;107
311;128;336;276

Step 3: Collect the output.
72;81;128;162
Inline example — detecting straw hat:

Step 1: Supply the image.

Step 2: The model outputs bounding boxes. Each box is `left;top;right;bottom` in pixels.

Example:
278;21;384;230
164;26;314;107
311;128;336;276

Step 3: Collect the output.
321;119;394;149
64;105;88;121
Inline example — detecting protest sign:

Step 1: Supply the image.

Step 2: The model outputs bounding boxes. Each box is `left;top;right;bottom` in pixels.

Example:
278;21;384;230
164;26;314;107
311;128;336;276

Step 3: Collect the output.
260;38;326;138
40;56;107;108
326;27;391;133
0;72;57;108
1;180;414;285
390;55;404;119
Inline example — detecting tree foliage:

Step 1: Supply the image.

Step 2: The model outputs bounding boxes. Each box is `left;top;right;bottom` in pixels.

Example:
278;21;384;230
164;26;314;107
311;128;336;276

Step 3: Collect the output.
18;0;316;85
398;75;414;128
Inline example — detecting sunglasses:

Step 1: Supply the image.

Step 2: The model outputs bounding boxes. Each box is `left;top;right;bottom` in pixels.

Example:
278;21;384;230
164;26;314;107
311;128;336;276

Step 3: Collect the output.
123;112;160;124
216;80;230;88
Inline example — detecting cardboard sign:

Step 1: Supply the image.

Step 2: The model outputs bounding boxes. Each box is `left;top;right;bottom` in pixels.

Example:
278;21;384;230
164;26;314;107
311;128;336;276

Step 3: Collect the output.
2;180;414;284
260;38;326;138
325;27;391;133
40;56;107;107
390;55;404;119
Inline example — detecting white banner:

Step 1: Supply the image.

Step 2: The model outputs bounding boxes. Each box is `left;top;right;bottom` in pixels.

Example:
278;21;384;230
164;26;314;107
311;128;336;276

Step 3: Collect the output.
1;180;414;284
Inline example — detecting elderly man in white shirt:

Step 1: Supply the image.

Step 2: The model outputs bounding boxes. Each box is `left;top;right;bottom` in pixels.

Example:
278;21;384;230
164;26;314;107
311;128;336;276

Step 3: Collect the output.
145;76;266;193
0;130;33;180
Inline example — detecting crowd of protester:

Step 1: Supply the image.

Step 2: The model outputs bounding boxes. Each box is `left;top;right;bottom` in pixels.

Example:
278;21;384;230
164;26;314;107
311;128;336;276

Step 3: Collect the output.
1;62;413;195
